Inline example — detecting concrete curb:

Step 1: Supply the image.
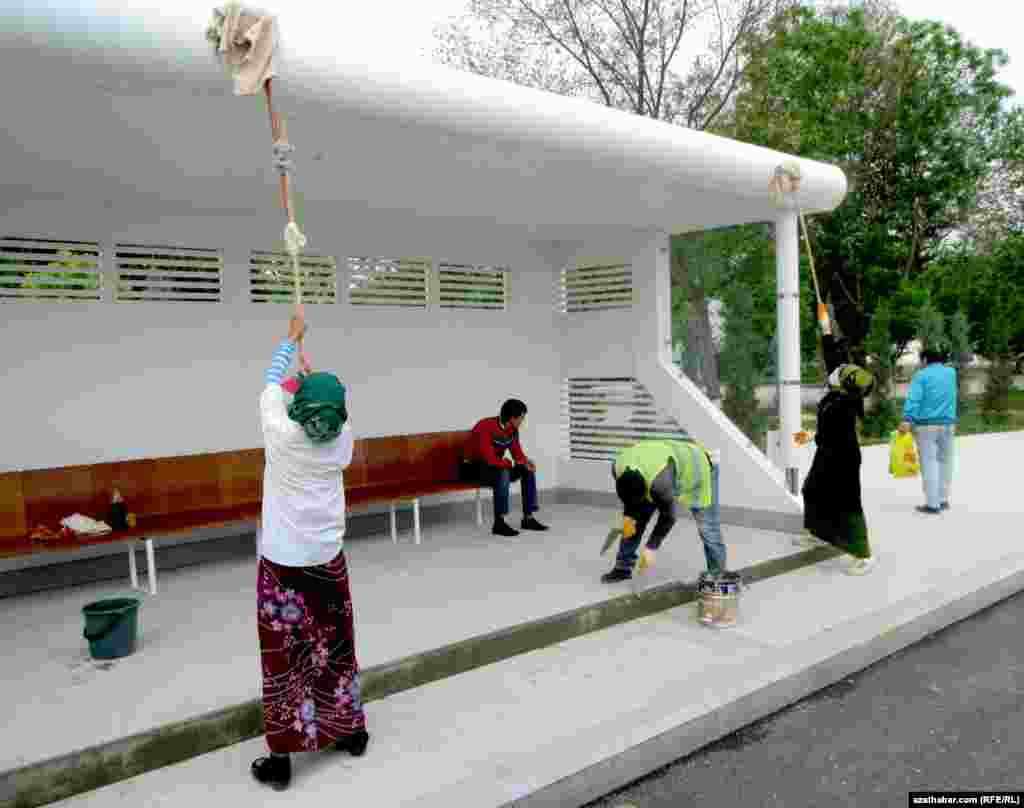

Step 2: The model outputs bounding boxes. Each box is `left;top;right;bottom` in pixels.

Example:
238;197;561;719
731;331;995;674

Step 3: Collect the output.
3;547;837;808
509;559;1024;808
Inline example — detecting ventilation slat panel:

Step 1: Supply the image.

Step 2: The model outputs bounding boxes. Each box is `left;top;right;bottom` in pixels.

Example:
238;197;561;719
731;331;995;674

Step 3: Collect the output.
558;264;633;314
348;257;430;308
437;263;508;311
114;243;222;303
0;236;103;302
249;251;338;304
561;377;690;462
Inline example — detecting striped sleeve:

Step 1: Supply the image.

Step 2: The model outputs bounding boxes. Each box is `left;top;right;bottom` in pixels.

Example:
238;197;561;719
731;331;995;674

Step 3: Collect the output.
264;339;297;386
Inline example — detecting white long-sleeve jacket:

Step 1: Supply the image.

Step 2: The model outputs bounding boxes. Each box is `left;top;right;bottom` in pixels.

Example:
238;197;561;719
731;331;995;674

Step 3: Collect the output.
258;340;353;567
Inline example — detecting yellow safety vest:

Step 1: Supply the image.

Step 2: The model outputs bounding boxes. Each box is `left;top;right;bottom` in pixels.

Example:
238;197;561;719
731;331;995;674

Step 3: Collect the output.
614;439;713;510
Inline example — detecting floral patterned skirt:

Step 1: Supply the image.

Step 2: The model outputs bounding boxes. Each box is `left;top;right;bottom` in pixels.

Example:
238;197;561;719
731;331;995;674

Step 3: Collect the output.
257;550;366;753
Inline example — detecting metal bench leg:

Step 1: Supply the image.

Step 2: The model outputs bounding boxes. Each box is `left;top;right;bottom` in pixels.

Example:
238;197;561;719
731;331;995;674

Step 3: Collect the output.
413;498;421;545
476;488;484;527
128;543;139;590
145;538;157;595
389;503;397;544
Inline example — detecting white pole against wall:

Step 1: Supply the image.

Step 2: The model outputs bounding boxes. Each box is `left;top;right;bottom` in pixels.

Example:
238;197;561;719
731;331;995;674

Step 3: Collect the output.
775;212;801;494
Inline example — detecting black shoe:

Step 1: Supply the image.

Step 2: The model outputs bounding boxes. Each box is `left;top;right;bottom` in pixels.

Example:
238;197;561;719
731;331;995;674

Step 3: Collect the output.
915;505;942;515
332;729;370;757
493;519;520;537
252;754;291;791
521;516;549;531
601;568;632;583
941;502;950;510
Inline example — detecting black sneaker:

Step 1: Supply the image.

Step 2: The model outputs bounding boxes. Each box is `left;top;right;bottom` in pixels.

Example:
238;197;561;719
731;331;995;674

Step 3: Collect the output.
332;729;370;757
601;568;632;583
915;505;942;515
493;519;520;537
252;754;291;791
521;516;549;531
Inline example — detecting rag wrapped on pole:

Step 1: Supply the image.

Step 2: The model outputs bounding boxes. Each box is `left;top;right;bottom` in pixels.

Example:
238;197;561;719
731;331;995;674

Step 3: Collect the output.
769;162;829;335
206;3;309;353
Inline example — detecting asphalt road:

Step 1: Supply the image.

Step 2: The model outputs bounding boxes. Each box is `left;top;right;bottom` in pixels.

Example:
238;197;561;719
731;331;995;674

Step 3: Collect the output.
586;589;1024;808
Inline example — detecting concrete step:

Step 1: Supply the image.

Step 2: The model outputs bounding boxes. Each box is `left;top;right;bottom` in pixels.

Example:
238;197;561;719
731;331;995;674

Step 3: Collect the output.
3;544;833;808
40;542;1024;808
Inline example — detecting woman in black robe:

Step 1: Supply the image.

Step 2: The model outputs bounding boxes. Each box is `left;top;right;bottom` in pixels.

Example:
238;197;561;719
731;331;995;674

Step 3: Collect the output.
800;331;876;574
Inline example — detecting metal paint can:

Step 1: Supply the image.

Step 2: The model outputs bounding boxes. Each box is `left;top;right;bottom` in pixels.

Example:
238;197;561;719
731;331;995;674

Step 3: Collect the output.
697;571;742;628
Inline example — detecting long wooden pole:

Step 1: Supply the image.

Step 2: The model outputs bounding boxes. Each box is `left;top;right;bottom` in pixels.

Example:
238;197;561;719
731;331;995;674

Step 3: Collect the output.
262;77;306;356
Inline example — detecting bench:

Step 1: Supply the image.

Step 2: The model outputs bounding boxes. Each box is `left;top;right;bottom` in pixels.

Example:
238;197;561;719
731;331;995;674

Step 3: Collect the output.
346;432;485;545
0;431;485;596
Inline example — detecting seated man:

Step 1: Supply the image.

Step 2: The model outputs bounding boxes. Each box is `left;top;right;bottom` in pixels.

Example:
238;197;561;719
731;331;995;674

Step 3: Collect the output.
461;398;549;537
604;438;727;583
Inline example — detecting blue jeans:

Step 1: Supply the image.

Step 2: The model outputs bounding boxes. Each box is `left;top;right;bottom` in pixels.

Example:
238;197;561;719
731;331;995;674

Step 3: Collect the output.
615;463;726;574
913;425;955;510
461;461;538;518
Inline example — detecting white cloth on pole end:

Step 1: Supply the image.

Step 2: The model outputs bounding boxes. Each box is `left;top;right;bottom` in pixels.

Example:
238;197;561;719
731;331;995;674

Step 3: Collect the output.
212;5;278;96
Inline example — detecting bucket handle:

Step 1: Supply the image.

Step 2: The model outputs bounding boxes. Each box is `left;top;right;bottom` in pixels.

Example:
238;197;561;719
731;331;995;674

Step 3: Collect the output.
84;614;123;642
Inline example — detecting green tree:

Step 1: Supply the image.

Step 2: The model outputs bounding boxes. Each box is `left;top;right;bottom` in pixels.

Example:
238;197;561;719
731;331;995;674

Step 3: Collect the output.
948;309;972;415
861;300;898;439
917;298;947;357
728;4;1015;357
981;302;1015;427
917;236;1024;362
720;285;769;442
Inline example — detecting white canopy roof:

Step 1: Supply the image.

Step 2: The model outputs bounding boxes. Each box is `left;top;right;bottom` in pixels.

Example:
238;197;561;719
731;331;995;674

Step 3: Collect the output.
1;1;847;240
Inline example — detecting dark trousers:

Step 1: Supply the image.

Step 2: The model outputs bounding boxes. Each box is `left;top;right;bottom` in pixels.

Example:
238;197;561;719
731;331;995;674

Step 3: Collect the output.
461;461;539;519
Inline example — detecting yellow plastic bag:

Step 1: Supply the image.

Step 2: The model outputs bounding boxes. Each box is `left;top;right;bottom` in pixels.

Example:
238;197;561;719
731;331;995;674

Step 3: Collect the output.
888;431;920;478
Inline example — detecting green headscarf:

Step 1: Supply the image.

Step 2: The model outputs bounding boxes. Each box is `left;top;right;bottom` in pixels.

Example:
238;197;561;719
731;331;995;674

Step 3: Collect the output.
287;372;348;444
828;364;874;399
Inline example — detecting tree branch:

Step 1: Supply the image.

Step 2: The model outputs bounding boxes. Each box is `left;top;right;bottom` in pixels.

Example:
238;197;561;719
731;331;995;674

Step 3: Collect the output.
516;0;617;106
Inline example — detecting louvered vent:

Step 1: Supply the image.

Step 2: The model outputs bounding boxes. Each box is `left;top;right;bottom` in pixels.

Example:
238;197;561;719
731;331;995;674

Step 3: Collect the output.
249;251;338;304
561;377;691;461
114;244;222;303
558;263;632;313
0;237;102;302
348;257;430;308
438;264;507;310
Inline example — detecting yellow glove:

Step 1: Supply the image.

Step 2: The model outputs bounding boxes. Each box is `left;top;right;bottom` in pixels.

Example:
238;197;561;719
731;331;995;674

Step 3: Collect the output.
637;547;655;572
622;516;637;540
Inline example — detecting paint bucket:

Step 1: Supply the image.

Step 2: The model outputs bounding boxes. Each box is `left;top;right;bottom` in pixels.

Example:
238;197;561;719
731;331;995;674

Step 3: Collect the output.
82;597;140;659
697;571;742;628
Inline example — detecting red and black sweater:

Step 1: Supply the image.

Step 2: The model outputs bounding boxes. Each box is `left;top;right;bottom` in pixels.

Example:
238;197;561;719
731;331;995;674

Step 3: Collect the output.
464;417;527;469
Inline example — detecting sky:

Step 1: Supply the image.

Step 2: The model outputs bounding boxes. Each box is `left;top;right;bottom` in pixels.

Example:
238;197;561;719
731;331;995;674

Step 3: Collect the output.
346;0;1024;102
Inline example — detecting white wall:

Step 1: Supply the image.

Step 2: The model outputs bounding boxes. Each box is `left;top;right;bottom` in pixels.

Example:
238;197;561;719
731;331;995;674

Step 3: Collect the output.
555;232;800;516
0;205;563;483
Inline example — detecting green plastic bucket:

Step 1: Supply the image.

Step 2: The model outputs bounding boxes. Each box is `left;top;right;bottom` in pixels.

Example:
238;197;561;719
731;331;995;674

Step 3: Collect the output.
82;597;140;660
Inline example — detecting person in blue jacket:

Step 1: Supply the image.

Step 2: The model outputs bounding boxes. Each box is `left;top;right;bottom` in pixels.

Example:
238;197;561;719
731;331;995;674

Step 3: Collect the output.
898;347;958;514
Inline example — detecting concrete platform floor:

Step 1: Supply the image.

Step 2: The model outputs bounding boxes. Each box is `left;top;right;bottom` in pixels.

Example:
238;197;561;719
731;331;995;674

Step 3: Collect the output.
41;433;1024;808
6;431;1020;807
0;502;798;777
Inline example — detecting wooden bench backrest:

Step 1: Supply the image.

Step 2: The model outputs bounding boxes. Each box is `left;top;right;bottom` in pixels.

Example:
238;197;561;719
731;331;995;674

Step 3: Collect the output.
345;431;469;489
0;432;471;540
1;449;265;540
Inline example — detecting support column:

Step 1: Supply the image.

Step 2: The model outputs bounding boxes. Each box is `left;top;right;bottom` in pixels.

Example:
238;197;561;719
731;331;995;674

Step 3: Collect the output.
629;232;673;367
775;212;801;495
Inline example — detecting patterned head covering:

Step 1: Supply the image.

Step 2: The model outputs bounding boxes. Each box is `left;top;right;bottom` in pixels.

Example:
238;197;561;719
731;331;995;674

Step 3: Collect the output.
287;372;348;444
828;364;874;399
